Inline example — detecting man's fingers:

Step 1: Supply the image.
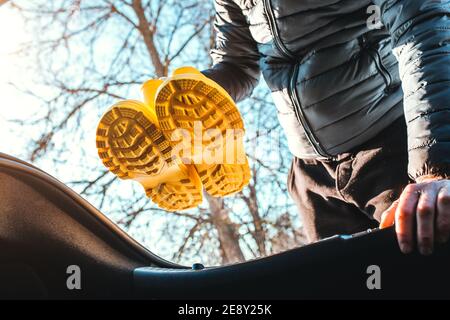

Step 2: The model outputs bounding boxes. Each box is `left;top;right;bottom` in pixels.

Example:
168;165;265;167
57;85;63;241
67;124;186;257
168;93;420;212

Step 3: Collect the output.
395;184;420;254
416;185;438;255
436;186;450;244
380;200;398;228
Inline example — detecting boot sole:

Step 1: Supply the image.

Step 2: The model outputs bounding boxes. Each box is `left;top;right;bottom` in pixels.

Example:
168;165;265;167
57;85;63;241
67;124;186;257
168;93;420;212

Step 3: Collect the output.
96;100;202;211
155;74;251;197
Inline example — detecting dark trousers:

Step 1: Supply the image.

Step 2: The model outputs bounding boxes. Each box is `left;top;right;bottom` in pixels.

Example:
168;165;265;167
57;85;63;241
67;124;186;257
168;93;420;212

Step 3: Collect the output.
288;117;411;242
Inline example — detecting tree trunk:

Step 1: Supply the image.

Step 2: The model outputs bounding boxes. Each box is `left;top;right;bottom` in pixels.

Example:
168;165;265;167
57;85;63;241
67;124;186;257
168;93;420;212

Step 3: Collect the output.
205;193;245;264
131;0;167;77
244;182;267;256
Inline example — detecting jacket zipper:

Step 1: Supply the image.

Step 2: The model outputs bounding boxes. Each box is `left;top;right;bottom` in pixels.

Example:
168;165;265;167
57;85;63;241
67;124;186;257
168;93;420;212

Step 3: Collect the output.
263;0;333;159
362;36;392;91
263;0;296;61
289;64;332;159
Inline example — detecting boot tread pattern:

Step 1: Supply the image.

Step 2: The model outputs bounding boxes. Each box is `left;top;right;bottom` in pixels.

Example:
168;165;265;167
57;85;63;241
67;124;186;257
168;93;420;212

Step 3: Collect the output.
155;78;251;197
96;101;202;210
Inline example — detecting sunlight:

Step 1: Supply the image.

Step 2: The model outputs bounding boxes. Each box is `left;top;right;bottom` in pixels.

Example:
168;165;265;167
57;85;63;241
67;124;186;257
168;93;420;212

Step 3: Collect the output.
0;7;38;155
0;7;26;81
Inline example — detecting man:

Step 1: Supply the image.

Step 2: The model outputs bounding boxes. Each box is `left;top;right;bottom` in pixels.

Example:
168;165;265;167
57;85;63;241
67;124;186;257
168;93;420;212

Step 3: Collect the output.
201;0;450;256
97;0;450;256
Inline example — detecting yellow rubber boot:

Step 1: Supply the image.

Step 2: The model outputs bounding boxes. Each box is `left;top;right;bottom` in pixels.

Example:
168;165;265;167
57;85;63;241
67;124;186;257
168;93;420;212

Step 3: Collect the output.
148;66;251;197
96;100;202;211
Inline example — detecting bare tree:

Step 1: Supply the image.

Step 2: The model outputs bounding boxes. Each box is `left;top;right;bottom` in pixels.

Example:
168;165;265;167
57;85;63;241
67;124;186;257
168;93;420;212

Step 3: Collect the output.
10;0;305;266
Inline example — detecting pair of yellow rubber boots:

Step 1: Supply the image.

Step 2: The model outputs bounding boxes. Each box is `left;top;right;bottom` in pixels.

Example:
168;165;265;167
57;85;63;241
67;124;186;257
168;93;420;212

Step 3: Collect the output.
95;67;250;211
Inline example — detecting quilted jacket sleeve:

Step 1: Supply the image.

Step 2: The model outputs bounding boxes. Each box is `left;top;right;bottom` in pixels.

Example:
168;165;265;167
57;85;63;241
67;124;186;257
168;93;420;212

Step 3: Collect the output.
373;0;450;180
201;0;260;102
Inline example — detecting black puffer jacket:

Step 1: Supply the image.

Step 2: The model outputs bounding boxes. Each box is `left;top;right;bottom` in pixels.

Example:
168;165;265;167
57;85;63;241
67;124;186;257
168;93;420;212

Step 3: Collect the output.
203;0;450;180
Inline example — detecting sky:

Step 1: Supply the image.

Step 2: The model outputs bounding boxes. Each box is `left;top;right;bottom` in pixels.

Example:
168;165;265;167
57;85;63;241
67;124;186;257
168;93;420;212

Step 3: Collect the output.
0;8;37;157
0;6;142;179
0;6;171;256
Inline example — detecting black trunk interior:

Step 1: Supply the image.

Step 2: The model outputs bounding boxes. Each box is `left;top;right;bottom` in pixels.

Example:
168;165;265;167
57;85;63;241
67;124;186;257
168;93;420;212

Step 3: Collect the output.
0;153;449;300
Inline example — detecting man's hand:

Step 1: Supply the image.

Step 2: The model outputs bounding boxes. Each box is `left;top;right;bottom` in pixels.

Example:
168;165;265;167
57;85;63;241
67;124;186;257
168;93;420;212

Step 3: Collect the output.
380;177;450;255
